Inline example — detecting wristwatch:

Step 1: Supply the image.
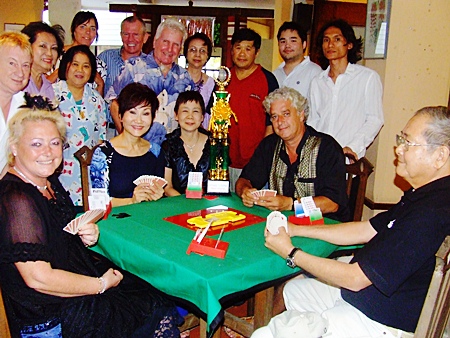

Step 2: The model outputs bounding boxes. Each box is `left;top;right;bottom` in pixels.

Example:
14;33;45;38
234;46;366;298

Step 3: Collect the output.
286;247;301;268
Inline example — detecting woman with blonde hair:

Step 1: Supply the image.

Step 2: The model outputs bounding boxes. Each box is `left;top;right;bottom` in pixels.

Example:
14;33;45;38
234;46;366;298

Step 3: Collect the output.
0;97;182;337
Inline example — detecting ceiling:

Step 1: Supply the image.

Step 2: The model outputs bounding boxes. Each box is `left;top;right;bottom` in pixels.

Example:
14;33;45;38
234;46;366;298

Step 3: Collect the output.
82;0;275;10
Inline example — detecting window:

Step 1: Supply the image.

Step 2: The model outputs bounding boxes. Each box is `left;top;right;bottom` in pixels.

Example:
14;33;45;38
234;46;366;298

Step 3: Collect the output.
88;10;132;53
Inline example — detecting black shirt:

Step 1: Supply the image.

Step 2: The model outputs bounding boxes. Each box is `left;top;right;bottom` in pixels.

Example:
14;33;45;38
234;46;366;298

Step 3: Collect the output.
240;125;349;221
343;175;450;332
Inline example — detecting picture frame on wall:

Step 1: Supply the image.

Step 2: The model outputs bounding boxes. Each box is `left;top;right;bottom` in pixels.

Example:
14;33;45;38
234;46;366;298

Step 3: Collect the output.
364;0;391;59
4;23;25;32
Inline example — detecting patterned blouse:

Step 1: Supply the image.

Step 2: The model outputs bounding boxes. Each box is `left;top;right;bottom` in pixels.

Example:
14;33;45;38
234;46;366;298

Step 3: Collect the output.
53;80;107;206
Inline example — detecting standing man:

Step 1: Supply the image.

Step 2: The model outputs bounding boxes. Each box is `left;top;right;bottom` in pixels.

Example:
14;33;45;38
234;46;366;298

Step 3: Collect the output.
106;18;194;144
252;106;450;338
227;28;279;191
308;19;384;161
273;21;321;100
0;32;32;177
99;16;149;105
236;87;349;222
99;16;149;138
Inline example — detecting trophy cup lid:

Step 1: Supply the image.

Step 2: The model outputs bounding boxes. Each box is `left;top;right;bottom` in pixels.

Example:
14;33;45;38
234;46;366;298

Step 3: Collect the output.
214;66;231;92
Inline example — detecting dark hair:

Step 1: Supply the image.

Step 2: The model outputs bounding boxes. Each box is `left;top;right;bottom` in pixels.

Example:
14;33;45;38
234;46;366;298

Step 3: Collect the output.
21;92;58;111
58;45;97;83
183;32;213;59
174;91;206;116
277;21;307;45
231;28;261;51
121;16;146;33
316;19;363;68
71;11;99;42
21;21;64;57
117;83;159;119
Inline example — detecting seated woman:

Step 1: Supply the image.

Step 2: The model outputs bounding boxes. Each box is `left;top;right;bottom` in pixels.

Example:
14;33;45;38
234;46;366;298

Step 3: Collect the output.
53;44;107;208
0;101;182;337
162;91;210;196
90;83;165;206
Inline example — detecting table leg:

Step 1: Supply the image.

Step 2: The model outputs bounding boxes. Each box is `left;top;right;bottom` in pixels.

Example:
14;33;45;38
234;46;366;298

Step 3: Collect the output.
200;318;221;338
253;286;274;329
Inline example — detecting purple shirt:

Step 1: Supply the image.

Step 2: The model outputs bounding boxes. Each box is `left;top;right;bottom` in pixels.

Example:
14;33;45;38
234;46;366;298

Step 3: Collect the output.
23;75;56;104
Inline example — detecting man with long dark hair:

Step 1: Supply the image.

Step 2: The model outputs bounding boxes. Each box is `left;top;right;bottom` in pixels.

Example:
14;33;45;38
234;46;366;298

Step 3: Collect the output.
308;19;384;161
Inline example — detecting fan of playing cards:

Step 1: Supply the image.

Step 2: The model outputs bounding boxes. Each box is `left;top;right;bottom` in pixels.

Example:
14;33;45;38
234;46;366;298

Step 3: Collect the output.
133;175;168;188
63;209;105;235
251;189;277;198
266;211;288;235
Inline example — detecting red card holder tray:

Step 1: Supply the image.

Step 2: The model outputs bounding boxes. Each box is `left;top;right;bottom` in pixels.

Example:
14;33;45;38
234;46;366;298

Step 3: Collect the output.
186;238;229;259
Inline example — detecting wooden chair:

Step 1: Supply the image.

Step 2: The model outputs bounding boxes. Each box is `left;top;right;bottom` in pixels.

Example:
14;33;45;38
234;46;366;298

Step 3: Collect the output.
74;145;100;212
345;157;374;221
0;287;11;338
415;235;450;337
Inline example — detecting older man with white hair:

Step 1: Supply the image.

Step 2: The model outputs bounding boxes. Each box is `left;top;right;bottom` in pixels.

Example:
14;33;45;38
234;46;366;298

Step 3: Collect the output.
106;18;194;143
236;87;349;222
253;106;450;338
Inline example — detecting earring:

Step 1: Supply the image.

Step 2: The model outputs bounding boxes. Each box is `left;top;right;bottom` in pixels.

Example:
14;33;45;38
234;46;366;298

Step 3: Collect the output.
13;153;17;156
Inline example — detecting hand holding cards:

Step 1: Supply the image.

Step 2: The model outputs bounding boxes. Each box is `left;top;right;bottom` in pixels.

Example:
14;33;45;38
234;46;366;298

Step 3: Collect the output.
266;211;288;235
63;209;105;235
251;189;277;198
133;175;168;188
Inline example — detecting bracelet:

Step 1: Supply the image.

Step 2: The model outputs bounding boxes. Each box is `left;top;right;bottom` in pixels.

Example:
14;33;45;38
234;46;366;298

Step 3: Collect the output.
97;277;106;294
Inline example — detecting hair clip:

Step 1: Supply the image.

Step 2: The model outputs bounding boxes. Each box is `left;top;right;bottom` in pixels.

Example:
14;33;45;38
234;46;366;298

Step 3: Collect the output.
21;92;58;111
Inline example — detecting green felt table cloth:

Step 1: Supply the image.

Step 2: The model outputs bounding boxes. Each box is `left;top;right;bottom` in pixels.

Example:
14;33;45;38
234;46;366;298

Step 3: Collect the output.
91;194;340;335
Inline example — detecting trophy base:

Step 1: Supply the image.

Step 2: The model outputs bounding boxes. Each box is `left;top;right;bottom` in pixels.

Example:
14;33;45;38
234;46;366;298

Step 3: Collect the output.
206;180;230;195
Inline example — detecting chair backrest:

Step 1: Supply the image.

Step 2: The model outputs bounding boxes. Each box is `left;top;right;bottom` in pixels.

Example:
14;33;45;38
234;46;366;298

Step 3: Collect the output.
415;235;450;338
74;145;99;212
345;157;374;221
0;287;11;338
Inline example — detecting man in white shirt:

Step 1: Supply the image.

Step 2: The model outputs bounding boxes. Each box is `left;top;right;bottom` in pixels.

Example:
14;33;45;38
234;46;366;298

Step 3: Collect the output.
0;32;32;177
308;19;384;161
273;21;321;100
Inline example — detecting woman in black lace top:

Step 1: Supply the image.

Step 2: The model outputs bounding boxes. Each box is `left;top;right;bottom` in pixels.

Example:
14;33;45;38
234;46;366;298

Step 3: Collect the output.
162;91;210;196
0;103;181;337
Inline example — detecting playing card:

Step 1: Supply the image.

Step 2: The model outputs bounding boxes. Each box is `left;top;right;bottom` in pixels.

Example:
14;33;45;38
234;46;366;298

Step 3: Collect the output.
151;176;168;188
266;211;288;235
63;209;105;235
133;175;167;188
133;175;151;185
260;189;277;197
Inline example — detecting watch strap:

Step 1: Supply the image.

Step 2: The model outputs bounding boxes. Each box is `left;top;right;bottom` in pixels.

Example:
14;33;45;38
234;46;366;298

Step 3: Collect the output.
288;247;301;259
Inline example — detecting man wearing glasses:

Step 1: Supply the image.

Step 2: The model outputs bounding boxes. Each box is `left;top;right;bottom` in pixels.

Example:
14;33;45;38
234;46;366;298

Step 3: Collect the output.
236;87;349;222
253;106;450;338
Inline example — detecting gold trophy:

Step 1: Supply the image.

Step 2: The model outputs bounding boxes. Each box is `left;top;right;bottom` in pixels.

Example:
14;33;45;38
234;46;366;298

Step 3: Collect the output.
207;66;237;194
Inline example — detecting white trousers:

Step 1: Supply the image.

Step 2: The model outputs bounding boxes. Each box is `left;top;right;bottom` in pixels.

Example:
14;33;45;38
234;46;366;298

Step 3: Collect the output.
252;278;399;338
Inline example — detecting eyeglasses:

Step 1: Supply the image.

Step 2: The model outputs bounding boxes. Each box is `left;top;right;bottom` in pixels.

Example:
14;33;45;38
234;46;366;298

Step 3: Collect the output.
396;134;441;151
188;47;208;55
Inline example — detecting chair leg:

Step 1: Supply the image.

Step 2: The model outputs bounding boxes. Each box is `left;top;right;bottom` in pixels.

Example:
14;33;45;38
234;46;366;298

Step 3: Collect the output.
0;289;11;338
